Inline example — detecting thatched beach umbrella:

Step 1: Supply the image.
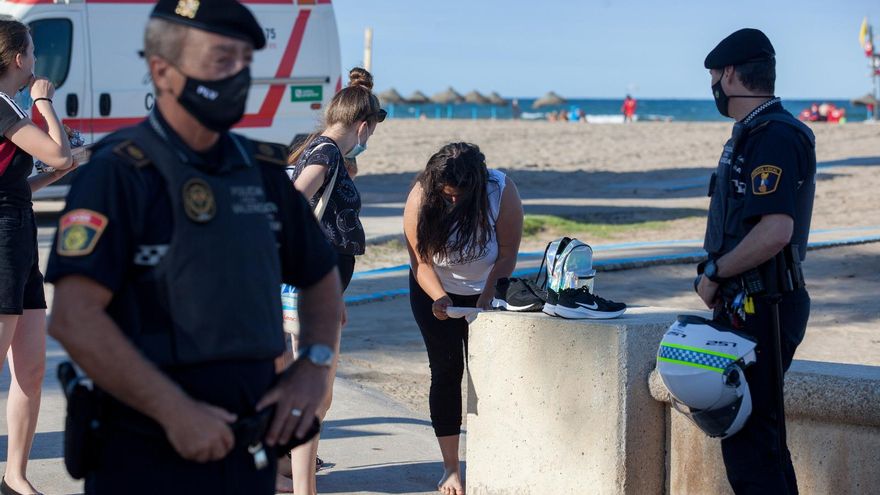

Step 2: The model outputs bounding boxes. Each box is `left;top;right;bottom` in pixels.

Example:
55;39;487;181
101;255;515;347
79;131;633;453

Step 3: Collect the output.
431;87;464;104
532;91;566;109
378;88;405;105
464;90;490;104
851;93;878;106
407;90;431;104
488;91;507;106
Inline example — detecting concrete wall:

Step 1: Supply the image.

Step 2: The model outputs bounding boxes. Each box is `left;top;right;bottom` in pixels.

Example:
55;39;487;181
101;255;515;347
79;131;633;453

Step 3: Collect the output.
467;308;880;495
650;361;880;495
466;307;701;495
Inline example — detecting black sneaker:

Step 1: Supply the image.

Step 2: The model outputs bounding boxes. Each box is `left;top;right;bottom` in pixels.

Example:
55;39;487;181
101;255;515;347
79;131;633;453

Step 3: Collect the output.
491;277;546;312
555;286;626;319
542;287;559;316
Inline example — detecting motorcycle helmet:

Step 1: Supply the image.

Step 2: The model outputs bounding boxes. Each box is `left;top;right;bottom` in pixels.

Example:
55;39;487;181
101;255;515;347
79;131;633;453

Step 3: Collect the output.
657;315;757;439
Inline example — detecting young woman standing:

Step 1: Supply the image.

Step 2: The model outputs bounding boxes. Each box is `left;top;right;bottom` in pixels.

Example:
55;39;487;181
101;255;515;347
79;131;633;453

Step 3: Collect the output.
0;19;75;495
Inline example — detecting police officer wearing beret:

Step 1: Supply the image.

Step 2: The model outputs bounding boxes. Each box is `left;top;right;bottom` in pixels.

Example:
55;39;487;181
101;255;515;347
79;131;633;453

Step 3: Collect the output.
696;28;816;494
45;0;342;493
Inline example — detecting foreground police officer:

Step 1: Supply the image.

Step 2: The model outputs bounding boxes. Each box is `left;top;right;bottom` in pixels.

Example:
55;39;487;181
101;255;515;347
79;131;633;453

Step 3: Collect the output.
696;29;816;494
45;1;342;493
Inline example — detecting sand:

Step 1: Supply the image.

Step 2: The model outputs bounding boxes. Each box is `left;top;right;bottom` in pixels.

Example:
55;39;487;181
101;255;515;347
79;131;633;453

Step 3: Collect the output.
340;119;880;417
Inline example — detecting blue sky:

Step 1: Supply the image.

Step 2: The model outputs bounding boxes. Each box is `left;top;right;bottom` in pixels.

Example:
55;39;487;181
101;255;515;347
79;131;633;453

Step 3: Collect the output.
334;0;879;99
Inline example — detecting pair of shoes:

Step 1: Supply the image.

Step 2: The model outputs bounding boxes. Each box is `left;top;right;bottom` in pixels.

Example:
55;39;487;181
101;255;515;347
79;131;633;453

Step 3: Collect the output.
0;477;38;495
491;277;546;312
553;286;626;319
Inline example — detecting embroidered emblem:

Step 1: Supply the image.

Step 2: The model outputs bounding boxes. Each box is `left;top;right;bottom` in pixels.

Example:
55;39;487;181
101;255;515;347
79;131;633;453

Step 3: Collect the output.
113;140;151;167
182;178;216;223
57;209;109;257
174;0;200;18
751;165;782;195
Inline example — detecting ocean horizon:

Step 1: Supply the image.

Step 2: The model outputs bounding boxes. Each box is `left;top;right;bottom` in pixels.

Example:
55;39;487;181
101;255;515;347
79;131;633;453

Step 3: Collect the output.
382;98;873;123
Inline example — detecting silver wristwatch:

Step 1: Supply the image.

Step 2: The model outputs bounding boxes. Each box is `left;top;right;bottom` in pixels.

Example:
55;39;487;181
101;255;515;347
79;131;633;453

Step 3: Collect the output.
298;344;335;367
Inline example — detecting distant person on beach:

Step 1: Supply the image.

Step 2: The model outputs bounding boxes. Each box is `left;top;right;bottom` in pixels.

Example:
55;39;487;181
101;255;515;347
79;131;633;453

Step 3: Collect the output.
700;28;816;494
284;66;384;495
404;143;523;495
622;94;637;122
511;98;521;119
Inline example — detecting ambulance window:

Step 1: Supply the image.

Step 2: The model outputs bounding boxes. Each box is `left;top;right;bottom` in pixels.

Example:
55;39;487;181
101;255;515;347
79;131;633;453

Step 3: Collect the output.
29;19;73;89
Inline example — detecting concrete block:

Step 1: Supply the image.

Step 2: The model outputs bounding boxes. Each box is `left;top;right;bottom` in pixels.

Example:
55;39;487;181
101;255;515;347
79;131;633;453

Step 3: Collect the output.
466;307;702;495
650;360;880;494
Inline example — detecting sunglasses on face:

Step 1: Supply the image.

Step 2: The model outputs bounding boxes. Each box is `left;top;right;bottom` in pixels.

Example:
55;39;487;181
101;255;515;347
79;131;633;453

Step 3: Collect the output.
365;109;387;123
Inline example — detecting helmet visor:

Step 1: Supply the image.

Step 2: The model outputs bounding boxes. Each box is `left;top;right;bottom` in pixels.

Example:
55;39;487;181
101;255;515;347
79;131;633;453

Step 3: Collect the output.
671;396;745;438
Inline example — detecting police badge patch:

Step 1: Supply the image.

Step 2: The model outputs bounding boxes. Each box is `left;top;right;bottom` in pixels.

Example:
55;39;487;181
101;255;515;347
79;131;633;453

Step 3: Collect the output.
183;178;216;223
57;209;109;256
751;165;782;195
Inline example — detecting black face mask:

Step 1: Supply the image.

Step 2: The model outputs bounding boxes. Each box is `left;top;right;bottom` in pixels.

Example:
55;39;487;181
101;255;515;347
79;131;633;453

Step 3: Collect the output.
712;79;731;118
177;67;251;132
712;77;775;119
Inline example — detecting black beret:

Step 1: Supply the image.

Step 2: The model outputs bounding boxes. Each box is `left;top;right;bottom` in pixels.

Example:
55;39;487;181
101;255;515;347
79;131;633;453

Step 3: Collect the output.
704;28;775;69
151;0;266;50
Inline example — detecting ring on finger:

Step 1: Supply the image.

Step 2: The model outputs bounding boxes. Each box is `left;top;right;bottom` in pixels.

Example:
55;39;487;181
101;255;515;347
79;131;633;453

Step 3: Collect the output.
291;408;303;417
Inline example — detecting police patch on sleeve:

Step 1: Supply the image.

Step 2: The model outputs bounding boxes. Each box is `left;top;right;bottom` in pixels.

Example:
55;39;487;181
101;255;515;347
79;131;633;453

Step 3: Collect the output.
751;165;782;195
57;209;109;256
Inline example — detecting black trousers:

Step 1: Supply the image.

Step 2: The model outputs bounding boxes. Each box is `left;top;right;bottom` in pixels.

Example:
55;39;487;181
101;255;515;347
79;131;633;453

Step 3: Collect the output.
717;288;810;495
409;271;480;437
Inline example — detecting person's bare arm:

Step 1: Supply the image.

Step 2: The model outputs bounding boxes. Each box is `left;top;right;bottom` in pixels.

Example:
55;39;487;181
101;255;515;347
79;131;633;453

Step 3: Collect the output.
476;179;524;309
6;78;73;170
403;183;451;319
697;214;793;308
257;267;342;445
293;164;329;200
28;162;78;192
49;275;237;462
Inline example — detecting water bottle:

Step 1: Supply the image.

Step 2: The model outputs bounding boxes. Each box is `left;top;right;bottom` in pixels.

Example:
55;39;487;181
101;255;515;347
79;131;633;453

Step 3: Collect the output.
280;284;299;335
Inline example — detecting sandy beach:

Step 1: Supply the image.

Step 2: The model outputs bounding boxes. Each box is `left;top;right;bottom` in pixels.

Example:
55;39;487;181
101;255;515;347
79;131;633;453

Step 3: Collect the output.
340;119;880;418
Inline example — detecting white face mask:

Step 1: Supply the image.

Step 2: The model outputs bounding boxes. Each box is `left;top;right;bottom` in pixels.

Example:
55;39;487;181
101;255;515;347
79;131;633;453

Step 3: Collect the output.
344;122;369;159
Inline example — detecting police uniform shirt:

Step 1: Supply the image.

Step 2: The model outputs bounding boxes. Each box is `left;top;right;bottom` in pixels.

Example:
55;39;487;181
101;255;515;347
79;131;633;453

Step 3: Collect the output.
712;101;815;259
45;109;337;346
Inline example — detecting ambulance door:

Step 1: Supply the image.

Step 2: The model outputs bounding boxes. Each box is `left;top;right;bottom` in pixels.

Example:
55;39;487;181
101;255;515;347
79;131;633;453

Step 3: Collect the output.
85;3;153;140
28;10;92;142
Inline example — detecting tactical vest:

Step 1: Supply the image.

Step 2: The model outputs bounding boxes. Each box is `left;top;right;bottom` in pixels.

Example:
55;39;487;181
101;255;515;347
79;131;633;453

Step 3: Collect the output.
103;118;285;366
704;111;816;259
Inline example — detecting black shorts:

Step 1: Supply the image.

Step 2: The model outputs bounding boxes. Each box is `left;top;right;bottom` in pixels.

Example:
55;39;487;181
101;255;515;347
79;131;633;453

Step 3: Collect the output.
0;206;46;315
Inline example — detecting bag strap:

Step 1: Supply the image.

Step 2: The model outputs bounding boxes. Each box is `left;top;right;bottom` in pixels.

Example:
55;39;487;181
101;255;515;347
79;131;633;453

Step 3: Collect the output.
305;142;339;221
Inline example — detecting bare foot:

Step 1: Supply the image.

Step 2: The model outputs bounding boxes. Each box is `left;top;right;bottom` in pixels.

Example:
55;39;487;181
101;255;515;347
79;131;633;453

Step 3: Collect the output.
437;468;464;495
275;472;293;493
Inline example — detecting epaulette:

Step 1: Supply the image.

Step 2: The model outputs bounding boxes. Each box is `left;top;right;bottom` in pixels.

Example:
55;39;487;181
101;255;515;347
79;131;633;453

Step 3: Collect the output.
253;141;290;167
746;120;773;136
112;140;152;168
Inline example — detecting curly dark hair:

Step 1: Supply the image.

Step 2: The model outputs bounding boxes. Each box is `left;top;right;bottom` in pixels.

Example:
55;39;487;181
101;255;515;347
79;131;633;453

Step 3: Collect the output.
415;142;492;263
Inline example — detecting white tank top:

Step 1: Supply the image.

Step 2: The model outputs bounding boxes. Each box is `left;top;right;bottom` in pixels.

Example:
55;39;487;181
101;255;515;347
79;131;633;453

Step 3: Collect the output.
431;169;507;295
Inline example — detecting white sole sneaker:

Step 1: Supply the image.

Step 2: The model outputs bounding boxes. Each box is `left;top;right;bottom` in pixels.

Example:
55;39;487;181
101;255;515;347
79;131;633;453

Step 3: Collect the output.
554;305;626;320
542;303;557;316
491;298;543;312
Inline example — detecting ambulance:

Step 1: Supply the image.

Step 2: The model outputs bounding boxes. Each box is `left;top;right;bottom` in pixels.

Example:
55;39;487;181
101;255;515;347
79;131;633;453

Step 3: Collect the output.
0;0;342;199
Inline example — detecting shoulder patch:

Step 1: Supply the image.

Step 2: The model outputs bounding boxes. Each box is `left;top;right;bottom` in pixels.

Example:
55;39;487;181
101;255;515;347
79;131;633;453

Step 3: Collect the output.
57;209;109;256
112;140;151;168
751;165;782;195
254;141;290;166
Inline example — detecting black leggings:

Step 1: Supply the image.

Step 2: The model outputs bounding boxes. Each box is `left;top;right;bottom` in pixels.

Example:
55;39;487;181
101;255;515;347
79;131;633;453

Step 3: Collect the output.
408;271;480;437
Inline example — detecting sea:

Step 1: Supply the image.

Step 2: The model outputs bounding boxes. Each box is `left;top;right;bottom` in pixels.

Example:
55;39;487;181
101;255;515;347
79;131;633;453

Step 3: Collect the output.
383;98;874;123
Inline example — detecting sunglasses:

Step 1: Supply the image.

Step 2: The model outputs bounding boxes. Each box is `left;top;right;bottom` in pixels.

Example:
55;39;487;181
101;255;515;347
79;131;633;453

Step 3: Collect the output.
367;109;387;123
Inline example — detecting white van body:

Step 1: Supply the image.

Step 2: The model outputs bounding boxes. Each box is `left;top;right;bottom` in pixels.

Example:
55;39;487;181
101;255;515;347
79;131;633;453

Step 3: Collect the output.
0;0;341;199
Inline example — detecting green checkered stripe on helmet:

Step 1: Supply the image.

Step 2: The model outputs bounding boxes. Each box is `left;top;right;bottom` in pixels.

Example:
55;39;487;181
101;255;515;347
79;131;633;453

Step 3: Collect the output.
658;343;736;373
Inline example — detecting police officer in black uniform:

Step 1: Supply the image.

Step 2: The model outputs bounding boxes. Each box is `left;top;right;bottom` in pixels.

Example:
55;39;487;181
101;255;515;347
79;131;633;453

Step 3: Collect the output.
696;29;816;494
45;1;342;493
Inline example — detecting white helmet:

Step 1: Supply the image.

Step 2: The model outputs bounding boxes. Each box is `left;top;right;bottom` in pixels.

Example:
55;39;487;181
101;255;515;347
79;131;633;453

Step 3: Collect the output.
657;315;757;439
